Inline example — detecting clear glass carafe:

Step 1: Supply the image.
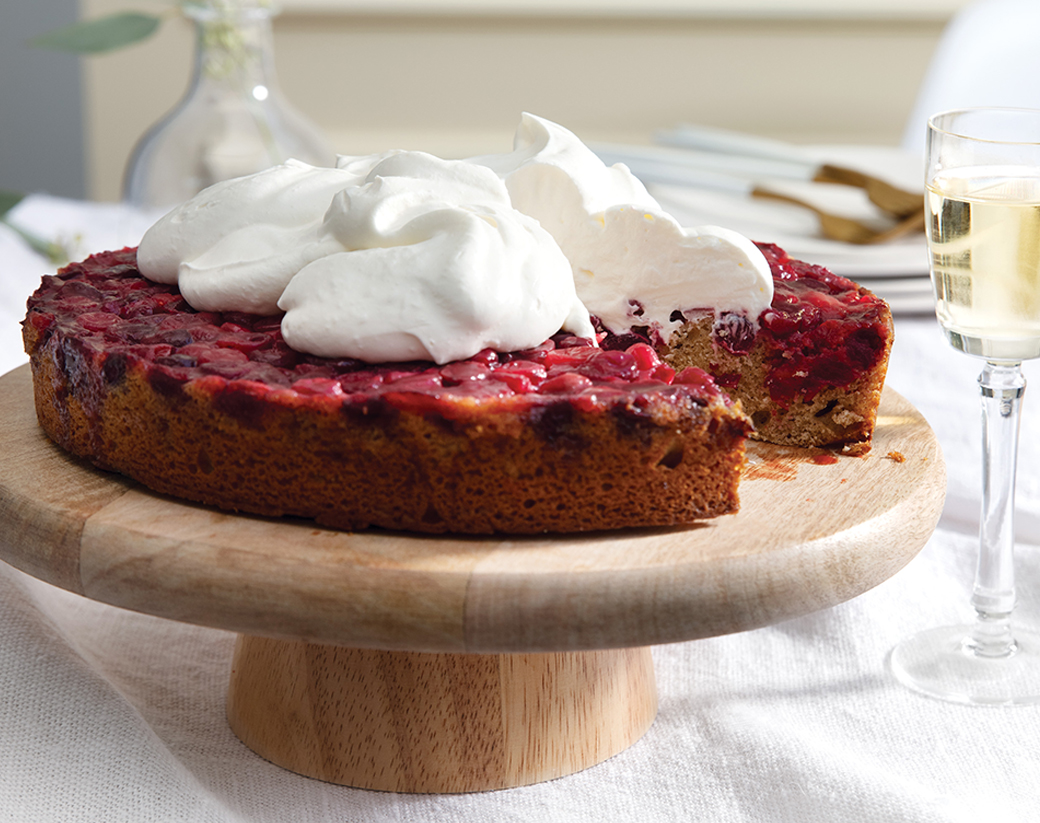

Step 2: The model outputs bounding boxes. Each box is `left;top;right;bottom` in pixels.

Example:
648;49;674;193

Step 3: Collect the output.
123;0;333;211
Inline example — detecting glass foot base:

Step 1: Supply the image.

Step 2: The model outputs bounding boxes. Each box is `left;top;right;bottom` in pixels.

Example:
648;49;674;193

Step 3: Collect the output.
888;625;1040;706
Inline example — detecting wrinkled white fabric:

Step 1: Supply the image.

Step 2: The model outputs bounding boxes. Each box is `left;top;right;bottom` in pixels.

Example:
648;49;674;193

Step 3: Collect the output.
2;197;1040;823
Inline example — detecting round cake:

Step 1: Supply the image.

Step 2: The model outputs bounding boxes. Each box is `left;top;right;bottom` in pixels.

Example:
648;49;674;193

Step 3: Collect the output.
19;114;895;535
22;248;752;534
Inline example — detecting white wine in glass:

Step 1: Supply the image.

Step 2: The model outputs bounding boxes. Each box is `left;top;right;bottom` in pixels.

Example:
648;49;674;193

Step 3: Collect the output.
929;169;1040;361
889;107;1040;705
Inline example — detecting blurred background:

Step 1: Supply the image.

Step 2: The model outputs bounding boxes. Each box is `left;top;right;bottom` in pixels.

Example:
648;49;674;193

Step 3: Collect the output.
2;0;968;203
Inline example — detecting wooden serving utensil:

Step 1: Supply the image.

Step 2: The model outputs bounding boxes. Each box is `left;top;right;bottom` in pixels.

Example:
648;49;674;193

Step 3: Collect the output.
751;188;927;245
813;163;924;219
654;125;924;219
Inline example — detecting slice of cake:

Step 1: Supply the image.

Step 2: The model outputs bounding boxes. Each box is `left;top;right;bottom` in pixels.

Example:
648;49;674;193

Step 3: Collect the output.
659;243;892;455
477;114;892;455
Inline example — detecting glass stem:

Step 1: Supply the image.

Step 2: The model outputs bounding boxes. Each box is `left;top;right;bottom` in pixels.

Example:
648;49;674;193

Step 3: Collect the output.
971;362;1026;658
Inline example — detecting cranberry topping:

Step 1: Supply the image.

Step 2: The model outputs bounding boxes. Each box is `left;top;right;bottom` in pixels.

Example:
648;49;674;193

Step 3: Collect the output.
749;243;889;406
587;240;889;409
25;248;731;426
694;243;890;407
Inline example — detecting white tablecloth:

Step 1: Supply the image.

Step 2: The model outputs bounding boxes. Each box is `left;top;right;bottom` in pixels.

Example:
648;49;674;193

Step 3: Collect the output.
2;197;1039;822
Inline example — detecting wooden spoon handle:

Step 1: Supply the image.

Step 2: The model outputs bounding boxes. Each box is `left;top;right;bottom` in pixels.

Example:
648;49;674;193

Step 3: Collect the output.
814;164;923;218
751;187;925;245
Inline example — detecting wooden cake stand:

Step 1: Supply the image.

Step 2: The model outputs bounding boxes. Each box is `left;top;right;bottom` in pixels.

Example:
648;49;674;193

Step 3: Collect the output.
0;365;945;792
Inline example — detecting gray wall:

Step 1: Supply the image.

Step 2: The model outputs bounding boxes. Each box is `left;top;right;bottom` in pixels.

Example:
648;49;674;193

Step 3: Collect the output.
0;0;85;199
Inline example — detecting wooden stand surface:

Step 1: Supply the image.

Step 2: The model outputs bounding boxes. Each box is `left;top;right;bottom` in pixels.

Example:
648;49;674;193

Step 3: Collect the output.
226;641;657;792
0;365;945;791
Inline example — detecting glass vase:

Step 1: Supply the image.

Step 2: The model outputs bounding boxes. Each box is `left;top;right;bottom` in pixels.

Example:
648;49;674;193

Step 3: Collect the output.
123;0;334;211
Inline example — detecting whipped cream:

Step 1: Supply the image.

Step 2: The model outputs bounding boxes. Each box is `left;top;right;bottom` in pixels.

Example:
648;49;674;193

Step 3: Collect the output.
137;113;772;364
138;153;594;364
473;114;773;340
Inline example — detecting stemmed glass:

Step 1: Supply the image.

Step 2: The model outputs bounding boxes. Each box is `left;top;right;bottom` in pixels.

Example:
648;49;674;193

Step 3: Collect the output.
888;107;1040;705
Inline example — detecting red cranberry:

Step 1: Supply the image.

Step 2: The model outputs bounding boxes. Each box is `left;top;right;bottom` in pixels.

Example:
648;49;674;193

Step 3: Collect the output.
440;361;491;383
541;372;594;393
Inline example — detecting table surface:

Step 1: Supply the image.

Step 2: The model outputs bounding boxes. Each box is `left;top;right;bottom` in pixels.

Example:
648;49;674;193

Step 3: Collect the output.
0;364;944;654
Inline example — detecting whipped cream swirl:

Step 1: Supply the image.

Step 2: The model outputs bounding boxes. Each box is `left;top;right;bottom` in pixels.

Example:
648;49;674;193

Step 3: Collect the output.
473;114;773;340
138;153;593;364
138;114;772;364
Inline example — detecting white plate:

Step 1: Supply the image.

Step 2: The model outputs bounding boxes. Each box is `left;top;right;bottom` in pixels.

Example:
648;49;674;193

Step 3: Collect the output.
883;293;936;315
855;276;935;315
854;276;932;294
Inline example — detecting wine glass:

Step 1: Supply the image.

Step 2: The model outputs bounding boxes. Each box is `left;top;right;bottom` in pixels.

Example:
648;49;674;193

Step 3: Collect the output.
888;107;1040;705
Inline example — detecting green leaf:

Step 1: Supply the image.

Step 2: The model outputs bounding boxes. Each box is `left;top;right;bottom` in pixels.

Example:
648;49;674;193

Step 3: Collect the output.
29;12;162;54
0;190;25;220
0;190;68;263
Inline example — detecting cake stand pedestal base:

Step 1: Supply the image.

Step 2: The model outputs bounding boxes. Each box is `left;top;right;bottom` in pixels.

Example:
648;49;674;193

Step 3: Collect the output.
225;635;658;792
